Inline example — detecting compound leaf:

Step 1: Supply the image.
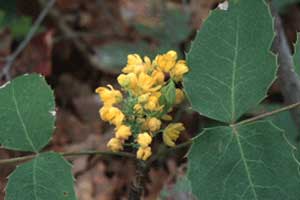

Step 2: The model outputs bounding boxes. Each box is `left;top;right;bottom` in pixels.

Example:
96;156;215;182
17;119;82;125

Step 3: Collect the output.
0;74;55;152
188;121;300;200
5;152;77;200
184;0;277;123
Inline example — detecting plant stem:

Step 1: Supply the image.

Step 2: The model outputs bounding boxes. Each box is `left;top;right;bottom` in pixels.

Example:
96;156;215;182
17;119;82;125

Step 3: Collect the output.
62;150;135;158
0;154;35;165
0;150;135;165
1;102;299;165
271;2;300;138
234;102;300;127
128;160;148;200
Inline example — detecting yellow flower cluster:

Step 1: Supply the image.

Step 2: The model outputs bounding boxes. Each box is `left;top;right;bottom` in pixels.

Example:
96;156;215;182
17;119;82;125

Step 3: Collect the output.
96;50;189;160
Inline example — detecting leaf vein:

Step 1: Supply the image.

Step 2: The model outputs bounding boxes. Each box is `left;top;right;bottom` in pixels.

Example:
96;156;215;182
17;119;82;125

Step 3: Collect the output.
11;83;37;152
233;126;258;200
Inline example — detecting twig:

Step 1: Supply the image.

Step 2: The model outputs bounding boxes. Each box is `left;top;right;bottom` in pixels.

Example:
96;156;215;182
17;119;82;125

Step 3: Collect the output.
0;0;56;81
0;150;135;165
271;2;300;137
234;102;300;126
38;0;102;71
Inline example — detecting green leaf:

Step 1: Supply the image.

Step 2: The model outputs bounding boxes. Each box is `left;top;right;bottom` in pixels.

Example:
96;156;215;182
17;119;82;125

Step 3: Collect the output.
184;0;277;123
0;0;16;24
264;104;299;145
162;9;191;44
160;80;176;113
96;41;154;72
134;23;166;41
188;121;300;200
0;11;34;39
134;8;190;44
5;152;77;200
293;33;300;76
0;74;55;152
10;16;33;39
161;80;176;105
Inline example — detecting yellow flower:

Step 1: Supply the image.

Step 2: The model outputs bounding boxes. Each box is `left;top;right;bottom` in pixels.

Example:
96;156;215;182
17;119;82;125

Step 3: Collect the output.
146;117;161;132
137;72;161;94
95;85;122;106
107;138;123;152
170;60;189;82
137;132;152;147
115;125;132;140
175;89;185;104
122;54;144;74
152;70;165;85
163;123;185;147
144;56;154;73
156;50;177;72
99;106;125;127
144;95;161;111
152;91;162;98
96;50;189;157
136;146;152;160
99;106;114;121
111;113;125;127
117;73;138;90
138;93;150;103
134;103;143;114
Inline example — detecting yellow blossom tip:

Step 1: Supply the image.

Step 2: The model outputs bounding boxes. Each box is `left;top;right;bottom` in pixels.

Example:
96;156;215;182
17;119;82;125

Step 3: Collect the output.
107;138;123;152
146;117;161;132
137;132;152;148
163;123;185;147
115;125;132;140
137;146;152;160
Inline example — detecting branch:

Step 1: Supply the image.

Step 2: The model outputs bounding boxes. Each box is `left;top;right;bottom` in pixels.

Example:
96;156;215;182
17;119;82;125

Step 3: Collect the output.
38;0;102;71
0;150;135;165
234;102;300;126
0;0;56;81
271;2;300;137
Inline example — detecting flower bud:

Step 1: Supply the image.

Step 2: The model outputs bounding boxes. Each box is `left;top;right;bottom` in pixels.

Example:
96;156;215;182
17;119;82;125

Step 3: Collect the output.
146;117;161;132
137;132;152;148
136;146;152;160
115;125;132;140
107;138;123;152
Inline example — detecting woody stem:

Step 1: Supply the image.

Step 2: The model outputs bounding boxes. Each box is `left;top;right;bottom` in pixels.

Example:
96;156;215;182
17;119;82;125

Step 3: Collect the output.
128;160;148;200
